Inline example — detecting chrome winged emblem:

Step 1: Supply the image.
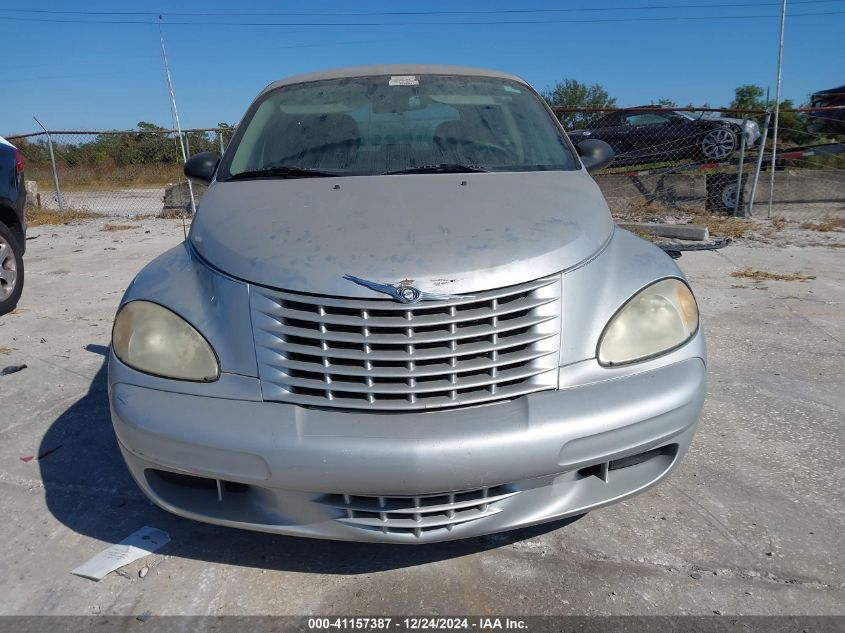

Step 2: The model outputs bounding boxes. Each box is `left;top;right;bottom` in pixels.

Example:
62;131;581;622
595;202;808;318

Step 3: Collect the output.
342;274;467;304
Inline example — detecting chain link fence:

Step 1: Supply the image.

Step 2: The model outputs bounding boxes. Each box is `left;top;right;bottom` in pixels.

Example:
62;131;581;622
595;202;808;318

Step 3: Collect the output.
7;127;235;217
6;110;844;224
551;106;845;224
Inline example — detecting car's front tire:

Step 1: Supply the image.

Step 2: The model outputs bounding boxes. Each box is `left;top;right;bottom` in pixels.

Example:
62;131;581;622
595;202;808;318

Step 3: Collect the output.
701;125;738;161
0;221;24;316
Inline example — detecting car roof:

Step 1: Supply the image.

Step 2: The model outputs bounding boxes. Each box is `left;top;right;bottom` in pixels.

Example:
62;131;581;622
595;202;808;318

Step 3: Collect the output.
812;85;845;96
259;64;528;96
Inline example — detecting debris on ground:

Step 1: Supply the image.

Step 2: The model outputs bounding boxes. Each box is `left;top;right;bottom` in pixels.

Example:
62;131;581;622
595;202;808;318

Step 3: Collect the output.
71;526;170;581
101;223;138;232
800;218;845;233
157;208;190;220
612;200;845;248
20;444;64;463
730;268;816;282
660;238;731;259
618;222;709;241
25;208;103;227
1;364;27;376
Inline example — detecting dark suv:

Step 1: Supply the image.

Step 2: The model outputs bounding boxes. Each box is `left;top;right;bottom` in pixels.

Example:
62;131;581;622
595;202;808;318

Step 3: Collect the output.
0;135;26;316
807;85;845;135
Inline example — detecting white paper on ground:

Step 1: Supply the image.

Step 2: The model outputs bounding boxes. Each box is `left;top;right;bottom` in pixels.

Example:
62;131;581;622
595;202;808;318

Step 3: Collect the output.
71;526;170;581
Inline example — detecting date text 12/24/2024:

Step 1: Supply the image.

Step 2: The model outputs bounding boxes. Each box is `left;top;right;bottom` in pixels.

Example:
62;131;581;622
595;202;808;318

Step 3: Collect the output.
307;618;528;630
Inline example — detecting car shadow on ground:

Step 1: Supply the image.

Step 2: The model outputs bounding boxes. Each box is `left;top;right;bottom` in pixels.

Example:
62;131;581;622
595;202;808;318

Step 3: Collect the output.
39;351;582;575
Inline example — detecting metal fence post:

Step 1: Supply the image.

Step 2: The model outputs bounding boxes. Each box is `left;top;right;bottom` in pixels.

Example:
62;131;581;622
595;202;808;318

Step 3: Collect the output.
734;119;748;216
32;116;65;213
746;109;772;218
767;0;788;220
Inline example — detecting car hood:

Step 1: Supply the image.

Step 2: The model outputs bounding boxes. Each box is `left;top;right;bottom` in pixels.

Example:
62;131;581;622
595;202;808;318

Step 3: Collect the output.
190;170;614;297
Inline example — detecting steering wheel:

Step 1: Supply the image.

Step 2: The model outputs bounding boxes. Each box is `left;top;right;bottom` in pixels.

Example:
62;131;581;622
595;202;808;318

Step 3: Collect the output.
273;140;358;165
458;141;515;164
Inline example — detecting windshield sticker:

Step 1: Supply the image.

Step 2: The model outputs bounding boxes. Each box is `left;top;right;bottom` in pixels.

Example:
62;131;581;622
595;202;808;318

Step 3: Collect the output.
503;85;522;94
389;75;419;86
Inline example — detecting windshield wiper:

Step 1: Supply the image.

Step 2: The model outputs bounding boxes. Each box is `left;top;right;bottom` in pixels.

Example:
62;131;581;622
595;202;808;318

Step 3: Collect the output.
227;165;342;180
383;163;489;175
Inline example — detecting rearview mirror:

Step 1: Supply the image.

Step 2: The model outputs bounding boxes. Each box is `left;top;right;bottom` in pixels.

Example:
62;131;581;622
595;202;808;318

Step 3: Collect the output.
577;139;615;172
184;152;220;185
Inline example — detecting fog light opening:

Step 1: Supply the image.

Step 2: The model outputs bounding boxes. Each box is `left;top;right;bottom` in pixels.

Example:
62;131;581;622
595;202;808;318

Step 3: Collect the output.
152;469;217;490
147;469;251;503
577;462;609;482
576;444;679;482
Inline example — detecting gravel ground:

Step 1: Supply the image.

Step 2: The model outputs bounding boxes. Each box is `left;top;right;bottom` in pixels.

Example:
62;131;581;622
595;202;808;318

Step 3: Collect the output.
0;217;843;616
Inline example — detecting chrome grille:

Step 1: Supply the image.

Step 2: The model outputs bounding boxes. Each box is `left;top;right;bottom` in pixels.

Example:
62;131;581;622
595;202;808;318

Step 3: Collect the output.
319;486;519;537
250;275;561;411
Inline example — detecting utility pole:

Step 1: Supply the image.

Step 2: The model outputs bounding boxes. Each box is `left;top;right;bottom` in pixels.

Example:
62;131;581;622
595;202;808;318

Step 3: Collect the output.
159;16;194;238
767;0;787;219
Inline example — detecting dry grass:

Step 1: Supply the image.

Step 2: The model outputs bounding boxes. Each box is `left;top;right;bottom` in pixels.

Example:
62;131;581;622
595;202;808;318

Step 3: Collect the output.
26;164;183;189
693;214;751;239
612;199;679;222
799;218;845;233
806;241;845;249
614;200;772;241
101;223;137;232
157;208;191;219
26;207;103;227
730;267;816;282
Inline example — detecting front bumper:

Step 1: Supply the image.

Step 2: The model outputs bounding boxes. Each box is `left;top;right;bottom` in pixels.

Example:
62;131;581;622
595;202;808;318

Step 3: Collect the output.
110;335;706;543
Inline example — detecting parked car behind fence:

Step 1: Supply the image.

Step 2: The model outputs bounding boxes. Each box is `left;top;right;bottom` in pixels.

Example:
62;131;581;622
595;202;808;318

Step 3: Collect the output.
807;85;845;136
568;107;760;167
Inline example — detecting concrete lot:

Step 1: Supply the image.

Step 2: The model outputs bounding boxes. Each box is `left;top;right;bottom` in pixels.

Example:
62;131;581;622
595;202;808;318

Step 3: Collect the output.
0;218;843;616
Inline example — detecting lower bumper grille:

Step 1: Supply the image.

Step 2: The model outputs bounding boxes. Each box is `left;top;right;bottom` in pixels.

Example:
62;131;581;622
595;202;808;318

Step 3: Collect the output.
319;486;519;537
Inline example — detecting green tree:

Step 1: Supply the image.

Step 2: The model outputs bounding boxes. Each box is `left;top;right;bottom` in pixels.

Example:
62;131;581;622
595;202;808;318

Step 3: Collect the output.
542;79;616;130
775;99;811;145
730;84;766;112
728;85;809;145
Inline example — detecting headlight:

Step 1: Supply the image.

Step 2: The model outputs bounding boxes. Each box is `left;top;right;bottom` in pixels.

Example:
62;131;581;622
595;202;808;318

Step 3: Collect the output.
112;301;219;381
598;278;699;366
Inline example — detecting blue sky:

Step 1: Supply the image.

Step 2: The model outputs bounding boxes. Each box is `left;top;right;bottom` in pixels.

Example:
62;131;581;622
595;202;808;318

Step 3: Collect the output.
2;0;844;135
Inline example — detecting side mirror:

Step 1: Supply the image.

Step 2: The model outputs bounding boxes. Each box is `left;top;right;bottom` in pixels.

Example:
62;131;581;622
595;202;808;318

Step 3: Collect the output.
184;151;220;185
577;139;615;172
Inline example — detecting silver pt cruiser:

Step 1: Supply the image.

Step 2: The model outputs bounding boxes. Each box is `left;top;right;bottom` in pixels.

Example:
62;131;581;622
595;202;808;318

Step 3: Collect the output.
109;65;705;543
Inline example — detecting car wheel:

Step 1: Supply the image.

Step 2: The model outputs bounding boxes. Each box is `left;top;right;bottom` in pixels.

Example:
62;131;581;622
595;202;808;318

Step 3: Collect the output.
0;222;24;316
701;126;738;161
705;173;745;213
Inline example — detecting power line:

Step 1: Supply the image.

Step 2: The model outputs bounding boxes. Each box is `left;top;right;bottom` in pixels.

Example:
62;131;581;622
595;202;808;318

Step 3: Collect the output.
1;0;843;17
2;9;845;26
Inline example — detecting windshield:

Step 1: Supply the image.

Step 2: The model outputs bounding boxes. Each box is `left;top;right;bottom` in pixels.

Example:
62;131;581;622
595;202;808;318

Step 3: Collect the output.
219;74;579;179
